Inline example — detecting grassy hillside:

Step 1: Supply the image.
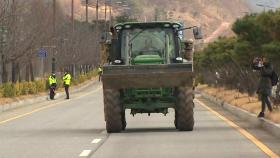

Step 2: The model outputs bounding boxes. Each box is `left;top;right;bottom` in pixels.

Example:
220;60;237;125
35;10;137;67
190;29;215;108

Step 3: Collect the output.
124;0;249;37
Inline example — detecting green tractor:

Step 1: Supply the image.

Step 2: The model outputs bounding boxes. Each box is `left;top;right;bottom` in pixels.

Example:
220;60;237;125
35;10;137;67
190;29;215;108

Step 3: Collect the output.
102;22;203;133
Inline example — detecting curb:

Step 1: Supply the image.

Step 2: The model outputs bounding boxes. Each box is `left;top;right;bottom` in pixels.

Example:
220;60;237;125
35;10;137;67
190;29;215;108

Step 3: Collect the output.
0;79;99;113
200;92;280;139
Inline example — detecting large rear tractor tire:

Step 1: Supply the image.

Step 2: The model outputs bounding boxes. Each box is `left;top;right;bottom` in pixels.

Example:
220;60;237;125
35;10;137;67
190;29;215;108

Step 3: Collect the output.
175;87;194;131
104;89;123;133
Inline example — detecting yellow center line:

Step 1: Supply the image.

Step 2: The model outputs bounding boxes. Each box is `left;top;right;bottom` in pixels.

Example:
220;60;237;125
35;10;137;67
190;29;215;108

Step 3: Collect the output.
195;99;279;158
0;86;102;125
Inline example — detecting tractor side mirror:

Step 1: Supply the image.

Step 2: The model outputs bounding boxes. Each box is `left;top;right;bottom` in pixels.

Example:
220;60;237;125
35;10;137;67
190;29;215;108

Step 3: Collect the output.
193;27;203;40
110;39;122;64
110;39;117;59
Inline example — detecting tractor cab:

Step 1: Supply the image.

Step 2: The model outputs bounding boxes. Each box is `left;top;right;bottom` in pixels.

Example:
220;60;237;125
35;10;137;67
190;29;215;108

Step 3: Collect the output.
109;22;202;66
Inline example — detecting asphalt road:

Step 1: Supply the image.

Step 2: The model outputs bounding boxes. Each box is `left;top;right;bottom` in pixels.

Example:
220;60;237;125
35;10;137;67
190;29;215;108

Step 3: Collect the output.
0;82;279;158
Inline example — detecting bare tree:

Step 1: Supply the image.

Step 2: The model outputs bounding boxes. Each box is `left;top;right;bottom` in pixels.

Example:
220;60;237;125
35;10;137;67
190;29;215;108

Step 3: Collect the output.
1;0;102;83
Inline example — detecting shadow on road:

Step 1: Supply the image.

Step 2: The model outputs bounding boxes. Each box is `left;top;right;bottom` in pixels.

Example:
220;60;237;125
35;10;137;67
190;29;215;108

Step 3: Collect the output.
123;127;178;133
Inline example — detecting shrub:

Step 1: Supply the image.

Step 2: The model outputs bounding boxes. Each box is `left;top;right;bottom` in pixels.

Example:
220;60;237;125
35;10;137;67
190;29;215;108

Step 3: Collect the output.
1;71;96;98
0;85;3;97
2;83;16;97
88;70;98;79
20;82;29;95
71;78;78;86
35;80;46;93
15;82;21;96
28;82;37;94
79;74;87;83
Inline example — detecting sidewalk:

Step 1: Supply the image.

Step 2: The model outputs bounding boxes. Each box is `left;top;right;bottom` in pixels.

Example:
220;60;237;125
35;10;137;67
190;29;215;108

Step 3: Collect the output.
197;85;280;139
197;85;280;123
0;78;99;113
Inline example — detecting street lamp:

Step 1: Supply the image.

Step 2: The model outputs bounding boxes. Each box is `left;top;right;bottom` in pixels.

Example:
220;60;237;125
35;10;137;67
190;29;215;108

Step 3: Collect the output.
95;0;99;64
42;45;57;73
109;0;112;29
86;0;89;23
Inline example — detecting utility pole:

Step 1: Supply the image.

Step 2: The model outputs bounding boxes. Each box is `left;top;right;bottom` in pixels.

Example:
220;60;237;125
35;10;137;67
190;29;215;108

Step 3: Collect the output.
71;0;74;34
71;0;76;77
109;0;112;29
1;0;14;83
11;0;18;82
95;0;99;63
105;0;107;41
0;27;6;83
96;0;99;35
0;0;7;83
52;0;57;73
105;0;107;26
53;0;56;35
86;0;89;23
0;27;8;83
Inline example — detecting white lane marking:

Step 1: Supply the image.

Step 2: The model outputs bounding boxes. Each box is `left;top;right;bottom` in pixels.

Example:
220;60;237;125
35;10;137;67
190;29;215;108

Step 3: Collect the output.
79;150;91;157
91;138;102;144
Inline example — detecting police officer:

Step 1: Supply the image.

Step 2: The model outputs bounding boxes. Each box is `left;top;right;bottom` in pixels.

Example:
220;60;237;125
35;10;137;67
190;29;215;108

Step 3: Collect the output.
98;65;103;82
48;73;57;100
63;71;72;99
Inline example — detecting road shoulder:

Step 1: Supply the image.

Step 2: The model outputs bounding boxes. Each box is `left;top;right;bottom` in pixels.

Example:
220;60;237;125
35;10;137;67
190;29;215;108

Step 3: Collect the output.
0;80;100;124
197;95;280;157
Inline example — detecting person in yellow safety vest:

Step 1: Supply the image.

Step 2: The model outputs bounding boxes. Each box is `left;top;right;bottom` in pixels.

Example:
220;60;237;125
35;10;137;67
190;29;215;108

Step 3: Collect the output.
48;73;57;100
63;71;71;99
98;65;103;82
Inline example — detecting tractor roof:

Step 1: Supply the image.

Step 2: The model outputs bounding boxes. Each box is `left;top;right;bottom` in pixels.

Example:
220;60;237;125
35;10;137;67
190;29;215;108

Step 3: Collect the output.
114;22;182;30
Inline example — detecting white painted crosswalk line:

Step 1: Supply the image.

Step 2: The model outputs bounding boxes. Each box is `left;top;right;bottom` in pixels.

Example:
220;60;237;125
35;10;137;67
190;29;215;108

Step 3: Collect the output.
91;138;102;144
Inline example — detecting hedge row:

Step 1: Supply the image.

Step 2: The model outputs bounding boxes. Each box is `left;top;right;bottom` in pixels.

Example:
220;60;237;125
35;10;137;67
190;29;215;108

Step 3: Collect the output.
0;70;98;98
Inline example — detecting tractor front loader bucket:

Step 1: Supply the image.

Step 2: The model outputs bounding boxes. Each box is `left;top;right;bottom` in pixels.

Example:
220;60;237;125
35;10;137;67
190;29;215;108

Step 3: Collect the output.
102;63;194;89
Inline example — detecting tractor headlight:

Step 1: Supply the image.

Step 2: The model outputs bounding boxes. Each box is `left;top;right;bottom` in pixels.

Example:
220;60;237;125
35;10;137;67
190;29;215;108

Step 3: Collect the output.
173;24;180;29
124;25;131;29
164;24;171;28
115;26;122;30
176;57;183;61
114;59;122;64
175;57;183;63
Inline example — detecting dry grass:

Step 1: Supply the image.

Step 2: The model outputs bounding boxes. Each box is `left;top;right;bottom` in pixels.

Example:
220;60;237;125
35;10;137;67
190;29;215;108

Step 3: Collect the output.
197;85;280;124
0;93;46;105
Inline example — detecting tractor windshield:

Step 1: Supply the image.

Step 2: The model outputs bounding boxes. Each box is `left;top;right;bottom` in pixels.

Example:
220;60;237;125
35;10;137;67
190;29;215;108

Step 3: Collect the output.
121;28;176;64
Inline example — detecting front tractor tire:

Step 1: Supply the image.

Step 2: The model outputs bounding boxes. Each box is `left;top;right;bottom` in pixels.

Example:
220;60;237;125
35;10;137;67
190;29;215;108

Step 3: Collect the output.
175;87;194;131
104;89;123;133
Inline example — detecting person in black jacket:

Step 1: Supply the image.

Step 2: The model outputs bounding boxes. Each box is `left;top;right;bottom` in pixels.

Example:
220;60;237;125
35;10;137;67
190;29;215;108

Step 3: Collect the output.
253;57;273;117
